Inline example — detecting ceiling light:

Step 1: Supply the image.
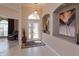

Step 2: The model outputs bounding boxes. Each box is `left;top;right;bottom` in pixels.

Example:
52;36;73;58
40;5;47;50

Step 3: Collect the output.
34;11;38;14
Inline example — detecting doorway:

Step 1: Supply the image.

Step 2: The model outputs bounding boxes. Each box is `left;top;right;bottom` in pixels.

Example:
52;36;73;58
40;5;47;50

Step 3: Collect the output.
0;18;19;53
28;11;41;41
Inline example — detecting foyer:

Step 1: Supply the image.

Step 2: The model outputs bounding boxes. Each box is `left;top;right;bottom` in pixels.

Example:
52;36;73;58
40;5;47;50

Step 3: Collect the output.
0;3;79;56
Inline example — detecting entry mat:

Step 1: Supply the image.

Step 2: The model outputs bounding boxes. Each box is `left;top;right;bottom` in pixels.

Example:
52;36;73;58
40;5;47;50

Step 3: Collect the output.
22;40;46;48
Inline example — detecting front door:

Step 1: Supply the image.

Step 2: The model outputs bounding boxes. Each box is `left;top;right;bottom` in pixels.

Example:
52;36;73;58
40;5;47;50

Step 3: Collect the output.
28;20;40;41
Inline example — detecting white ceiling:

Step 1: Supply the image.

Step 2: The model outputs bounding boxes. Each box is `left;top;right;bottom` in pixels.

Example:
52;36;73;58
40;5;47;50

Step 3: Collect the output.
0;3;47;11
0;3;62;11
22;3;47;9
0;3;21;11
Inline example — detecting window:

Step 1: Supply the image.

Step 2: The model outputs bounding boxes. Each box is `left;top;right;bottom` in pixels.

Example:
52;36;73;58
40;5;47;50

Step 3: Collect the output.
28;11;40;20
0;20;8;36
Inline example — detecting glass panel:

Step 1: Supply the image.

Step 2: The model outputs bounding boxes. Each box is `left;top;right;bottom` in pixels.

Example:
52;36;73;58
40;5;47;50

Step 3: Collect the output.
29;23;31;27
29;33;31;39
0;28;3;36
4;24;8;36
28;12;40;20
29;27;31;33
33;23;39;39
29;23;32;39
0;20;8;36
33;23;39;33
29;23;32;33
33;33;39;39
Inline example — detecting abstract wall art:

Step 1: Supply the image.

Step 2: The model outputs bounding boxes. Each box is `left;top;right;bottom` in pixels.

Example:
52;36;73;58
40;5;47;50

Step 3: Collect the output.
59;8;76;37
42;14;50;34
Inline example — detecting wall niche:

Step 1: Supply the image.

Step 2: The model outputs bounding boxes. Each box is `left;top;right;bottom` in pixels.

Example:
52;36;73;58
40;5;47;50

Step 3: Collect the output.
53;3;79;44
42;14;50;34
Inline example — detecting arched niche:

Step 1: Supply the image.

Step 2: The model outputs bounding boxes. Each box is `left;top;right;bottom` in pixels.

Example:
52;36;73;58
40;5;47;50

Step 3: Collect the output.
42;14;50;34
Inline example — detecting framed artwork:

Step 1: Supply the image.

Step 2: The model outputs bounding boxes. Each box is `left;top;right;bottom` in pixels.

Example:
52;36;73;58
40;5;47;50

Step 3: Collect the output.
59;8;76;37
42;14;50;34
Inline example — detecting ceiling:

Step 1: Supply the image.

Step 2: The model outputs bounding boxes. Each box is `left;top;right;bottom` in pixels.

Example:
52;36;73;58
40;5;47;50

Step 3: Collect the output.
0;3;21;11
0;3;47;11
0;3;62;12
22;3;47;9
23;3;47;7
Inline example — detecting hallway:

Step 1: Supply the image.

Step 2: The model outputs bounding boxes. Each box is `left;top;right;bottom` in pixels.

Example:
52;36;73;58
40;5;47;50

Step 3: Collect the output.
0;38;57;56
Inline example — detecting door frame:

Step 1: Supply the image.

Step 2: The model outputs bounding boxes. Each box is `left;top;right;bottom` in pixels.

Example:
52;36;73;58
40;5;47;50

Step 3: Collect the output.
28;19;41;41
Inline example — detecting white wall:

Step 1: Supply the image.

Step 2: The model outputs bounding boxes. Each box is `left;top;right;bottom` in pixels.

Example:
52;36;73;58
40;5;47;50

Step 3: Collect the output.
0;5;20;19
42;3;62;35
42;33;79;56
0;3;21;12
42;3;79;56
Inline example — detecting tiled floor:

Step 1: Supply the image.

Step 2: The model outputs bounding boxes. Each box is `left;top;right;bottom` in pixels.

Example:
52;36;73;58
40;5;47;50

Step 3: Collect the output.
0;38;57;56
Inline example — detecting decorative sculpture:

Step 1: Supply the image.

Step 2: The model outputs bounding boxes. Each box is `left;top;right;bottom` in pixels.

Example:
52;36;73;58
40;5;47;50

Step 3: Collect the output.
21;29;27;48
42;14;50;34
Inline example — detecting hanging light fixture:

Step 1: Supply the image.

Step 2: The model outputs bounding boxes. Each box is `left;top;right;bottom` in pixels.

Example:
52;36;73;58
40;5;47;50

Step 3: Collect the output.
33;3;38;14
34;10;38;14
